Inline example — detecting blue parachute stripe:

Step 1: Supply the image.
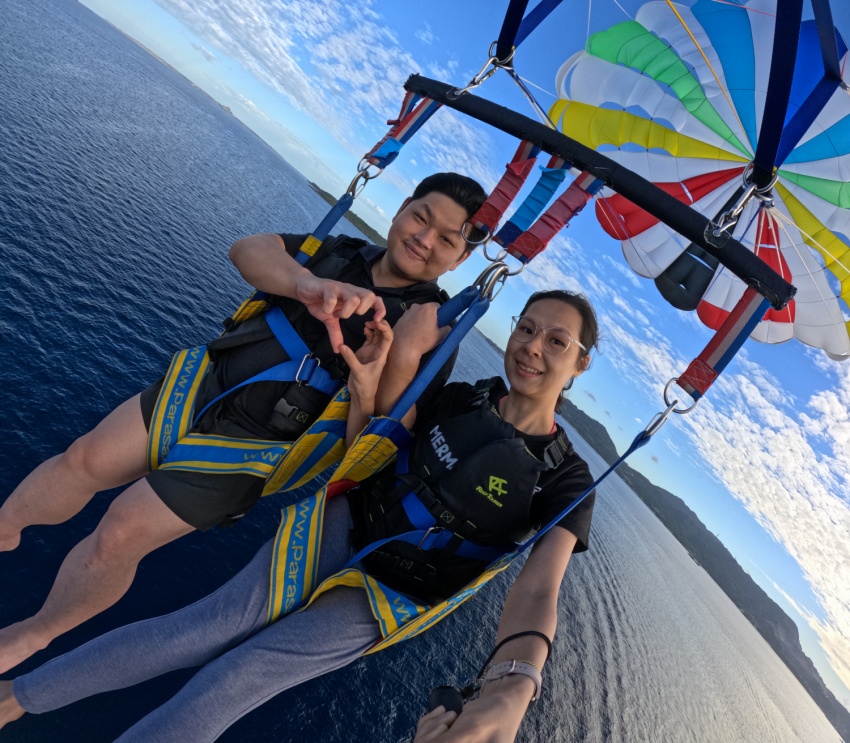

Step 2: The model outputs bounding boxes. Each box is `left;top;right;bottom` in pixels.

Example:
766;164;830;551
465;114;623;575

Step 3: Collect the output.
783;111;850;163
691;0;758;153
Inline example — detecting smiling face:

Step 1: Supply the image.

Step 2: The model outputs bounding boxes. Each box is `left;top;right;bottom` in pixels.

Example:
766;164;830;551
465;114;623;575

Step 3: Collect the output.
379;192;471;286
504;298;589;409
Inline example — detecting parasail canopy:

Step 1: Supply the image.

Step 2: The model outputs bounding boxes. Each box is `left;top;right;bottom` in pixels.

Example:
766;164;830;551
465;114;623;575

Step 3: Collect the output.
550;0;850;359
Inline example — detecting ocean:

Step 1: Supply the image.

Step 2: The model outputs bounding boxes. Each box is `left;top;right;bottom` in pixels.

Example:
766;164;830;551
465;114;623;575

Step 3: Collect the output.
0;0;841;741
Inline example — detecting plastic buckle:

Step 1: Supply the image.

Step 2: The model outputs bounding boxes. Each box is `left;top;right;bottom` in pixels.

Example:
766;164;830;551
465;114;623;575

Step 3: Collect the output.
295;354;319;385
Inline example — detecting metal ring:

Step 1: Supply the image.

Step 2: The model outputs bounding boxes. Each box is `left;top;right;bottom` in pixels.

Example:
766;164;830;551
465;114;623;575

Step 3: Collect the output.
488;41;515;67
482;242;508;263
356;159;384;179
663;378;699;414
461;220;491;246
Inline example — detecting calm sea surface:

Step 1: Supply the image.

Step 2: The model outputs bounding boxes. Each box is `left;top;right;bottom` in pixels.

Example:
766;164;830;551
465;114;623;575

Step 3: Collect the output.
0;1;841;741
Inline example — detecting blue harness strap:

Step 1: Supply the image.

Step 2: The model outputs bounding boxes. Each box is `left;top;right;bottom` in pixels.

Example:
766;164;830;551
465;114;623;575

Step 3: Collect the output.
192;306;340;426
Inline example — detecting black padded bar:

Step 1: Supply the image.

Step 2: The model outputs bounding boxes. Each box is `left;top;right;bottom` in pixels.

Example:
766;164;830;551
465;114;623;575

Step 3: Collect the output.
405;74;796;310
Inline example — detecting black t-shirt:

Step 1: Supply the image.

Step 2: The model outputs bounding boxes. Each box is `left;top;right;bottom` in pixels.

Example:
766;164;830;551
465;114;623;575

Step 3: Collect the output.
348;379;595;602
196;234;454;440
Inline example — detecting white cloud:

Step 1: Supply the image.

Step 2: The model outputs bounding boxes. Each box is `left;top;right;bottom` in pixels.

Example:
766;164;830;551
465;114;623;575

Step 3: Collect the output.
153;0;498;185
415;22;435;45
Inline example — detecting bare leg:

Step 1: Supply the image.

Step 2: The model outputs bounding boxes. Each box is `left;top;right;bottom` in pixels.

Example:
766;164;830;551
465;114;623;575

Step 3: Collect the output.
0;681;24;730
0;394;150;551
0;481;195;673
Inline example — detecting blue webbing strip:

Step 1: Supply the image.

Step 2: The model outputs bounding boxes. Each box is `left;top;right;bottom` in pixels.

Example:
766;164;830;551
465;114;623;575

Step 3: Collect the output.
265;306;311;359
297;194;355;265
811;0;842;79
499;166;568;237
496;0;530;62
712;295;771;375
752;0;804;181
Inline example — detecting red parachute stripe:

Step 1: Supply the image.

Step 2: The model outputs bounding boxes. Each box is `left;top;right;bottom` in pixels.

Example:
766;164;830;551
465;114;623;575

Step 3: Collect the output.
596;167;744;239
754;212;795;323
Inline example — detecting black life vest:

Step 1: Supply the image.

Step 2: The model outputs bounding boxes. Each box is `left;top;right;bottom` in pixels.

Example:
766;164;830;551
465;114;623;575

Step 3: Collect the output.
353;377;569;603
199;235;447;438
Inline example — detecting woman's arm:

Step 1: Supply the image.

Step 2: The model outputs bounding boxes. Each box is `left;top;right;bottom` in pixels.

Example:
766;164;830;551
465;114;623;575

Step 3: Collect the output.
418;526;578;742
229;233;385;352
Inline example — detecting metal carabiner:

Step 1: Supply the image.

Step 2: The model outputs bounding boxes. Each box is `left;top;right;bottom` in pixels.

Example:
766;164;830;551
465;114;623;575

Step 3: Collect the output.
473;261;510;301
448;43;514;99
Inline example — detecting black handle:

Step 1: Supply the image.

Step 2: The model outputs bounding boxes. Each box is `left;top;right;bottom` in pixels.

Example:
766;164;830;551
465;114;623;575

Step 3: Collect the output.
427;685;464;716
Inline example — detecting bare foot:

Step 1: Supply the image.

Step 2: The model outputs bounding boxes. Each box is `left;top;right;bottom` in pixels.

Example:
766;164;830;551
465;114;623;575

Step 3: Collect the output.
0;680;25;729
0;622;49;675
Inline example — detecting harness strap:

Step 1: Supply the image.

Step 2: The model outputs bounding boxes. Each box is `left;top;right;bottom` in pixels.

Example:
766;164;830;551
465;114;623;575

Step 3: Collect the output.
679;286;770;400
365;95;443;169
468;140;541;240
192;307;341;427
507;170;605;264
494;155;569;248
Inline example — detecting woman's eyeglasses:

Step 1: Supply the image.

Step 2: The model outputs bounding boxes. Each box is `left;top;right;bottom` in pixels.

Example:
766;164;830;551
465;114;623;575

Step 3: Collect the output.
510;316;586;356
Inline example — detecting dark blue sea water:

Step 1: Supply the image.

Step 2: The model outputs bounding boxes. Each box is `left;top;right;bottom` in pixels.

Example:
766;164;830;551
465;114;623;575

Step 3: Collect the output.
0;1;841;741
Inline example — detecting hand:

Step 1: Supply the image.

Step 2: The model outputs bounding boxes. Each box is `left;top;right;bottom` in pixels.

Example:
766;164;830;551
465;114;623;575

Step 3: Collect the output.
391;303;450;360
294;274;387;353
413;706;458;742
338;318;394;406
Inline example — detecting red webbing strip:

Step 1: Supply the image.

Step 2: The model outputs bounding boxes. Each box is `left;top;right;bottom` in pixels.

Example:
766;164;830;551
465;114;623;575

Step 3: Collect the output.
507;170;596;262
679;286;763;397
470;141;539;233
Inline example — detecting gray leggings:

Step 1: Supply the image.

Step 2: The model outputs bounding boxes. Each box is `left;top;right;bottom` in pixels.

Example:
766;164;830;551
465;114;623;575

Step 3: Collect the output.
14;497;380;742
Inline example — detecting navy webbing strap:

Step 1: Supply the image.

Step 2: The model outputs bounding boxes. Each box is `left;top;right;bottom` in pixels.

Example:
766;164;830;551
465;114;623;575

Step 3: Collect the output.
752;0;804;187
495;0;566;63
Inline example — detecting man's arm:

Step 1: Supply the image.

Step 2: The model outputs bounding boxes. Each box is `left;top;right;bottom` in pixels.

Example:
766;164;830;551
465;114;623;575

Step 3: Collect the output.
229;233;386;352
373;303;449;429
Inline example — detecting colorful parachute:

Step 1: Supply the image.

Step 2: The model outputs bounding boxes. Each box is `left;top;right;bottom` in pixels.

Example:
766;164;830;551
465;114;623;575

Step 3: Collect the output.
550;0;850;359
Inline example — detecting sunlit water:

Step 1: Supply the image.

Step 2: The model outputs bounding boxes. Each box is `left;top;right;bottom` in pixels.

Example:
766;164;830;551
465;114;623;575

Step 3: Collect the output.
0;0;840;740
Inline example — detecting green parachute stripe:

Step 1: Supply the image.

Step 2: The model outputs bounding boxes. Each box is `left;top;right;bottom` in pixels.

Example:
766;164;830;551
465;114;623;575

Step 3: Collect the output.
588;20;750;158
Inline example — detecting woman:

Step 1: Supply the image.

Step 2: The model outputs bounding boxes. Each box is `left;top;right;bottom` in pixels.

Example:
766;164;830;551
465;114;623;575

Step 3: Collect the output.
0;289;598;742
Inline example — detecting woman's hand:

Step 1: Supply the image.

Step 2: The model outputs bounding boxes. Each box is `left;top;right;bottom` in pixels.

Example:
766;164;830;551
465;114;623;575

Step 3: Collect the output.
295;274;387;353
339;318;394;405
340;318;394;445
413;706;458;742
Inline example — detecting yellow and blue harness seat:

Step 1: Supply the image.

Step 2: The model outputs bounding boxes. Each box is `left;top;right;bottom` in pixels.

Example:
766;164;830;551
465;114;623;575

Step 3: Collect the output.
265;413;519;653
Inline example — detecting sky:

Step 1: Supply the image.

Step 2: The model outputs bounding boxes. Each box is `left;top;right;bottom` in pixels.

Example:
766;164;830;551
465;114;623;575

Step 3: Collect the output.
77;0;850;707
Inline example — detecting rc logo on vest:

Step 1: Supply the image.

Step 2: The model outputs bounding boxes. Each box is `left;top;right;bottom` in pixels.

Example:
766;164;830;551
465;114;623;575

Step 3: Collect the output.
475;476;507;508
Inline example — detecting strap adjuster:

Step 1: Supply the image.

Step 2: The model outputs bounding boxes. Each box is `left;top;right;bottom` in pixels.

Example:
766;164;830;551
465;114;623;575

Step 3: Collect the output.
295;354;320;385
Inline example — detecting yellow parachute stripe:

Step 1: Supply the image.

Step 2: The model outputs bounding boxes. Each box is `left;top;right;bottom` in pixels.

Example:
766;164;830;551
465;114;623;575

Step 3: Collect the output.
549;99;749;162
776;181;850;336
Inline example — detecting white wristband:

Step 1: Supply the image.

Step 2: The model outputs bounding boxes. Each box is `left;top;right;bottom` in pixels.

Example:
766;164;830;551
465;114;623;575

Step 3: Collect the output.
480;660;543;708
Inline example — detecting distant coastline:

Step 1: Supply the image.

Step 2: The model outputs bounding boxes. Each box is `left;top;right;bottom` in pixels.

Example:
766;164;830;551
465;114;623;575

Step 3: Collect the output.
559;397;850;740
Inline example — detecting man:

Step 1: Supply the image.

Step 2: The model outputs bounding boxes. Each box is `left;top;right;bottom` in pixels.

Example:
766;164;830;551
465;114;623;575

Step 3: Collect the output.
0;172;486;673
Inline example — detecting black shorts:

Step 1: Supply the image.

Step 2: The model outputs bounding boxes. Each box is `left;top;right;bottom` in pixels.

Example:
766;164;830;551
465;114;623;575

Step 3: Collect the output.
139;378;266;531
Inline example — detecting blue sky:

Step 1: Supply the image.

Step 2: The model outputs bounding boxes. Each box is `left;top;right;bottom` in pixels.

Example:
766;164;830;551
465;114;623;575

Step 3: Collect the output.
79;0;850;706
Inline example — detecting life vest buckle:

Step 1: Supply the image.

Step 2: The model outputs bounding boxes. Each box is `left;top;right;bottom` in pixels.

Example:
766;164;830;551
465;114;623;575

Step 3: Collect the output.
294;354;320;385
